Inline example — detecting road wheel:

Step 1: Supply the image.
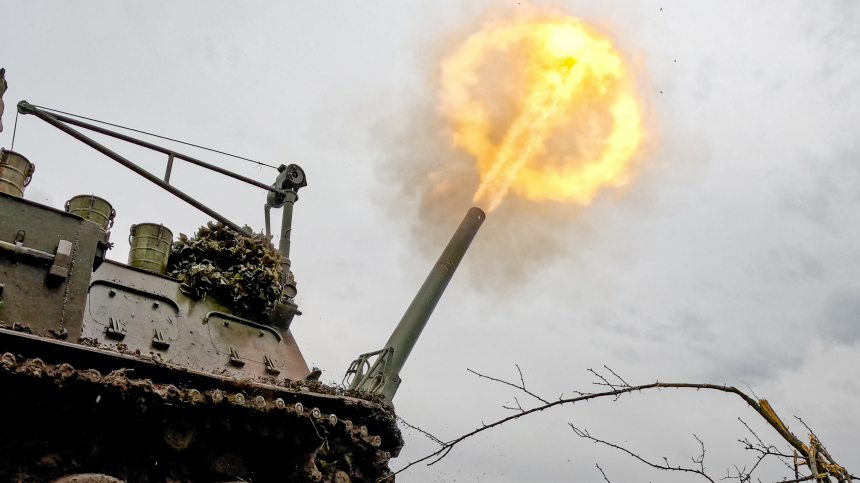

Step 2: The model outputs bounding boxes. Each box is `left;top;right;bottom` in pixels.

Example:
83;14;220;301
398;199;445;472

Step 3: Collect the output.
52;474;125;483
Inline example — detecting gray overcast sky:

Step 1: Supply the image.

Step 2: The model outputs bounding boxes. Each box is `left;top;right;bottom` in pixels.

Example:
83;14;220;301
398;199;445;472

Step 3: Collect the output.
2;1;859;481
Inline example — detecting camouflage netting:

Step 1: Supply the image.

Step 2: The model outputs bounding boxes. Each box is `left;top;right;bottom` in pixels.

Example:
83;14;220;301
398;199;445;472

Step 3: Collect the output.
167;222;294;317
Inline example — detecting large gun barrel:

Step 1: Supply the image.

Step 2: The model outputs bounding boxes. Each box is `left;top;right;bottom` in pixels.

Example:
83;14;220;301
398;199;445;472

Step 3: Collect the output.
386;206;485;375
345;207;485;399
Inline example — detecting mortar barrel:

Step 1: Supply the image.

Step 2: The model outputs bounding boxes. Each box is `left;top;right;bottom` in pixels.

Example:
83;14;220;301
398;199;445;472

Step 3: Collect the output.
384;207;485;377
128;223;173;274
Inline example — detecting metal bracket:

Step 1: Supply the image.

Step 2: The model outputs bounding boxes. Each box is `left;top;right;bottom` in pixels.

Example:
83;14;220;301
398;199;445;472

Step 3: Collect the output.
91;280;180;312
151;328;170;350
94;230;111;271
48;239;72;280
204;311;282;341
106;317;126;340
228;346;245;367
264;355;280;376
344;346;394;393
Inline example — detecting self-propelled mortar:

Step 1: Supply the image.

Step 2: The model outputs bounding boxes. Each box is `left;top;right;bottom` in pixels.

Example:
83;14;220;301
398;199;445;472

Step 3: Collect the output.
0;70;484;483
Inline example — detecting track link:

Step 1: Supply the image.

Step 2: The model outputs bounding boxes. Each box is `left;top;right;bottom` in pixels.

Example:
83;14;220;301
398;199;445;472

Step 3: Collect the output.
0;353;394;482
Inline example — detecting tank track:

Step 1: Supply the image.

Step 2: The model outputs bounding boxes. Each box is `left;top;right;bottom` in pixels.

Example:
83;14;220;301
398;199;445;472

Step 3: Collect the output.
0;352;397;483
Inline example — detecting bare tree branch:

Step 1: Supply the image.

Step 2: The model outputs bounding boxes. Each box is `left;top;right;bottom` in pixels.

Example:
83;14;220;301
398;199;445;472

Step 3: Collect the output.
502;396;525;413
603;365;631;388
570;424;716;482
778;475;815;483
396;416;444;446
693;434;707;473
737;416;798;478
384;369;855;483
723;450;767;483
389;380;820;478
467;366;550;405
596;463;611;483
588;367;620;391
783;417;857;483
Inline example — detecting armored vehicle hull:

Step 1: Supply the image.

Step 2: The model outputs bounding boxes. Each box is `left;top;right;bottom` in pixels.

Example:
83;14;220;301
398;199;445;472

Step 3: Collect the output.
0;191;401;482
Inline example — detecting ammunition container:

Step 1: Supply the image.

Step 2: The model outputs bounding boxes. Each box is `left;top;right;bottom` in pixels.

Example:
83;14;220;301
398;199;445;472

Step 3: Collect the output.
0;149;34;197
128;223;173;274
65;194;115;231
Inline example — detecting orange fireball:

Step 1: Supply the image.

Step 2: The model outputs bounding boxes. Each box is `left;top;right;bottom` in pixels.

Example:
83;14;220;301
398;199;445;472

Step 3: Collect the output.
441;13;644;211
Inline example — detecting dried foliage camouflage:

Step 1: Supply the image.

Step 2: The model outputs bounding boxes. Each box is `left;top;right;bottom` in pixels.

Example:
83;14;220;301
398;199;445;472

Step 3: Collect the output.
167;221;294;317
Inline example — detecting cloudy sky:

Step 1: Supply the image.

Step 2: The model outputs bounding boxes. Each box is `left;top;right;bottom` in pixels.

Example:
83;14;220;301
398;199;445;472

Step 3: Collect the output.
2;1;859;481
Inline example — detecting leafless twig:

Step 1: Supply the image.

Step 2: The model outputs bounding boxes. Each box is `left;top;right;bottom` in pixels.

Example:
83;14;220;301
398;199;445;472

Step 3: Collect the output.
693;434;707;473
570;425;715;482
603;365;631;388
502;396;525;413
596;463;611;482
467;365;550;405
737;417;797;476
397;416;444;446
588;367;619;391
778;475;815;483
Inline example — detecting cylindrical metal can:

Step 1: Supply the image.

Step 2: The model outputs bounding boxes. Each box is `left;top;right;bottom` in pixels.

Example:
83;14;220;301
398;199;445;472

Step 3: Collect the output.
0;149;35;197
65;195;116;231
128;223;173;274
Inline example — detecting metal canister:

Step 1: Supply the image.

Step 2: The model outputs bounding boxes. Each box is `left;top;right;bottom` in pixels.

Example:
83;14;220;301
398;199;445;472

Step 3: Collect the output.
65;195;116;231
128;223;173;274
0;148;35;197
